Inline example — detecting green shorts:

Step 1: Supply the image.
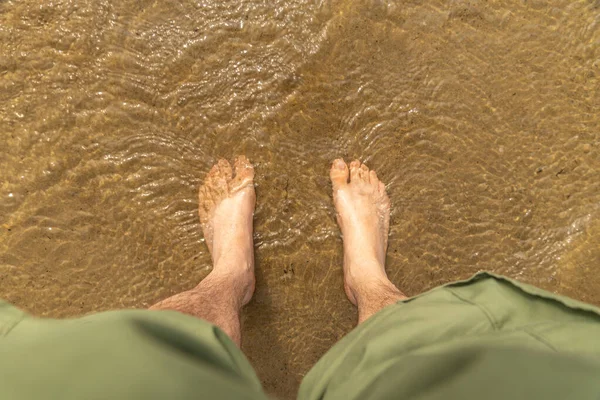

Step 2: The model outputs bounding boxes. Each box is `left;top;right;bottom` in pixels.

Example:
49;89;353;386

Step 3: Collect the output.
2;272;600;399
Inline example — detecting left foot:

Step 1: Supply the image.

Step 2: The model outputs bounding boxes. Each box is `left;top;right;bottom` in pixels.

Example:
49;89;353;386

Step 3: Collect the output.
198;156;256;305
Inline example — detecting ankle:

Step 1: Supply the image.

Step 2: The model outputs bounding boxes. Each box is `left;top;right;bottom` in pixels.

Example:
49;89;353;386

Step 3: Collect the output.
196;268;255;308
344;271;388;293
212;247;254;271
343;264;390;304
347;277;406;317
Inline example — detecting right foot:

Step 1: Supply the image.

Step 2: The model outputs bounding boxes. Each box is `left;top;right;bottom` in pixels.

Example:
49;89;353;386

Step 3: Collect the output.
330;159;392;305
198;156;256;305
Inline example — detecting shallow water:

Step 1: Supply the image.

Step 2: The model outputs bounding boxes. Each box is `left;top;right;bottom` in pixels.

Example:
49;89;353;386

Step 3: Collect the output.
1;0;599;397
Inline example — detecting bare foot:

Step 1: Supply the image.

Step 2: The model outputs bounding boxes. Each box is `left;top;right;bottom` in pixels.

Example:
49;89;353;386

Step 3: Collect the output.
198;156;256;305
330;159;392;305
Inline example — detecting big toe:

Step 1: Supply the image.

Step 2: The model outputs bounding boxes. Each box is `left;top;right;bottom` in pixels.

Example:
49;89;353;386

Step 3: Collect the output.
231;155;255;191
330;159;349;189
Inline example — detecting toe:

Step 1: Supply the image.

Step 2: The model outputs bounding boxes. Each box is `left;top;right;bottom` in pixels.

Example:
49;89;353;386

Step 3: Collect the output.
214;175;229;197
231;155;255;191
198;186;211;217
330;159;349;189
204;160;230;198
369;170;379;186
207;163;220;180
349;160;361;182
217;159;233;180
234;155;254;179
359;163;370;182
378;181;385;194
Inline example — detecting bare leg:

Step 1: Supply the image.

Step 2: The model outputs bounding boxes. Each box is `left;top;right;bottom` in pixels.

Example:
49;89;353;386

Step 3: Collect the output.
150;156;256;346
330;159;407;324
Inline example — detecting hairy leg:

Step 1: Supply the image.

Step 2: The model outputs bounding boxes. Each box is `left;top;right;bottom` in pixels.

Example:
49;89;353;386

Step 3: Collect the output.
150;156;255;346
330;159;407;324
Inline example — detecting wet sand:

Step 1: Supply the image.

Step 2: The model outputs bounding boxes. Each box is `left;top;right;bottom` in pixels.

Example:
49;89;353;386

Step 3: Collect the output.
1;0;599;398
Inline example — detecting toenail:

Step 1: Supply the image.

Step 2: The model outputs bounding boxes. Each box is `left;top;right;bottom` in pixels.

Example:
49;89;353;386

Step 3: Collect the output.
335;159;345;170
